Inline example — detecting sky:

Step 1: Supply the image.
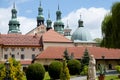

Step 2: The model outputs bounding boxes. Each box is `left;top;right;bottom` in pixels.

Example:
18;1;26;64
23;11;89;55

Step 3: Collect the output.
0;0;120;39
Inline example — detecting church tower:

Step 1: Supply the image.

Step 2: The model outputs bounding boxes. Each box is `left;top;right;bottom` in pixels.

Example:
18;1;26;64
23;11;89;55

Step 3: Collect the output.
37;1;44;27
64;20;71;39
46;11;52;31
54;5;64;34
8;3;21;34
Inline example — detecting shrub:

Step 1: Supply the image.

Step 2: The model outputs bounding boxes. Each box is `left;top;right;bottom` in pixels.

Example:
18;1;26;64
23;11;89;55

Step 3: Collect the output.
80;65;88;75
26;63;45;80
67;59;81;75
115;65;120;73
48;61;63;79
60;59;70;80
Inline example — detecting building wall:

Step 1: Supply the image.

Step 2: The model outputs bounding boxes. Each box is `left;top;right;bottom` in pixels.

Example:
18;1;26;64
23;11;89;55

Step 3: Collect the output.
96;60;120;70
44;42;74;49
0;46;3;60
1;46;43;61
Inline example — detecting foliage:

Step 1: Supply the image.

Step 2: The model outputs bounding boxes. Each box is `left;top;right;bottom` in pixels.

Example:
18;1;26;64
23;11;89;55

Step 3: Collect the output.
98;64;106;75
26;63;45;80
60;59;70;80
48;61;63;79
101;2;120;48
67;59;81;75
63;49;70;61
63;49;74;61
0;58;24;80
80;65;88;75
115;65;120;73
80;48;90;73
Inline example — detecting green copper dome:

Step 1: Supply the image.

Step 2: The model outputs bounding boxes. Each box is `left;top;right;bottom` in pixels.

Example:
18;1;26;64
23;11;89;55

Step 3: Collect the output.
54;20;64;25
71;15;92;41
9;19;20;24
8;3;21;34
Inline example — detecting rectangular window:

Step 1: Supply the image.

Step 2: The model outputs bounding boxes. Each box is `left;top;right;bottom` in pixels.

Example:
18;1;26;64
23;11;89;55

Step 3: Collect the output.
39;48;43;51
32;54;35;59
11;48;15;51
4;54;8;59
4;48;8;51
21;54;24;59
11;54;15;58
21;48;24;51
32;48;35;51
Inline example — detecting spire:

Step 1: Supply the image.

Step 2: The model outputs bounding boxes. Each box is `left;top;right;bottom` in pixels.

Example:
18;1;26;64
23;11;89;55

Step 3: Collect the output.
67;20;69;28
46;10;52;31
58;4;59;10
54;4;64;34
56;4;61;20
78;14;84;27
37;0;44;26
8;3;21;34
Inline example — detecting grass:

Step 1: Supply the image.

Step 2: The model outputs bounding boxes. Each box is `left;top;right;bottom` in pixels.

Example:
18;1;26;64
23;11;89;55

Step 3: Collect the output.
104;75;120;80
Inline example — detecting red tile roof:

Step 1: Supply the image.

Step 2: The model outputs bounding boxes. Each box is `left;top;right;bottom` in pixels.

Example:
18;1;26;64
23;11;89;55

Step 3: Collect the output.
43;29;72;43
36;46;120;59
0;34;42;47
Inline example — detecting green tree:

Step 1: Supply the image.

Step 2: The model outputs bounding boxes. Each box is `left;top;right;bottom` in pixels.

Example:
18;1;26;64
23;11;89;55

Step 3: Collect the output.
80;48;90;74
63;49;70;61
60;59;70;80
67;59;81;75
101;2;120;48
48;61;63;79
0;58;25;80
26;63;45;80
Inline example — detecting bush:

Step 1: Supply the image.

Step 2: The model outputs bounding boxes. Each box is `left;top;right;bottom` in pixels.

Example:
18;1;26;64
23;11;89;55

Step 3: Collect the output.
67;59;81;75
60;59;70;80
115;65;120;73
48;61;63;79
80;65;88;75
26;63;45;80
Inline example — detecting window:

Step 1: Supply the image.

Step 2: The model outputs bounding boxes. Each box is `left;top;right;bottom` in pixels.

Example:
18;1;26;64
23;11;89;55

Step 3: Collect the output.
32;54;35;59
11;48;15;51
21;48;24;51
39;48;43;51
32;48;35;51
4;54;8;59
11;54;15;58
21;54;24;59
4;48;8;51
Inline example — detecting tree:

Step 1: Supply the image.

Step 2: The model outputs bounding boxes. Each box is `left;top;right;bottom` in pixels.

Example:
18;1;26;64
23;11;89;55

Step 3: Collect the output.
81;48;90;66
0;58;25;80
60;59;70;80
67;59;81;75
26;63;45;80
48;61;63;79
101;2;120;48
63;49;70;61
80;48;90;74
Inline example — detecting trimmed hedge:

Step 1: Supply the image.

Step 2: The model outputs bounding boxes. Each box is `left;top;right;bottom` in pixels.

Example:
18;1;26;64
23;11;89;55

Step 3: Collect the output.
26;63;45;80
48;61;63;79
67;59;81;75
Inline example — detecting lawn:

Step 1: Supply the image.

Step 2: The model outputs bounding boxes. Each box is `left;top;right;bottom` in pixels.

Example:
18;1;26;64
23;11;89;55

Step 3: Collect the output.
104;75;119;80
